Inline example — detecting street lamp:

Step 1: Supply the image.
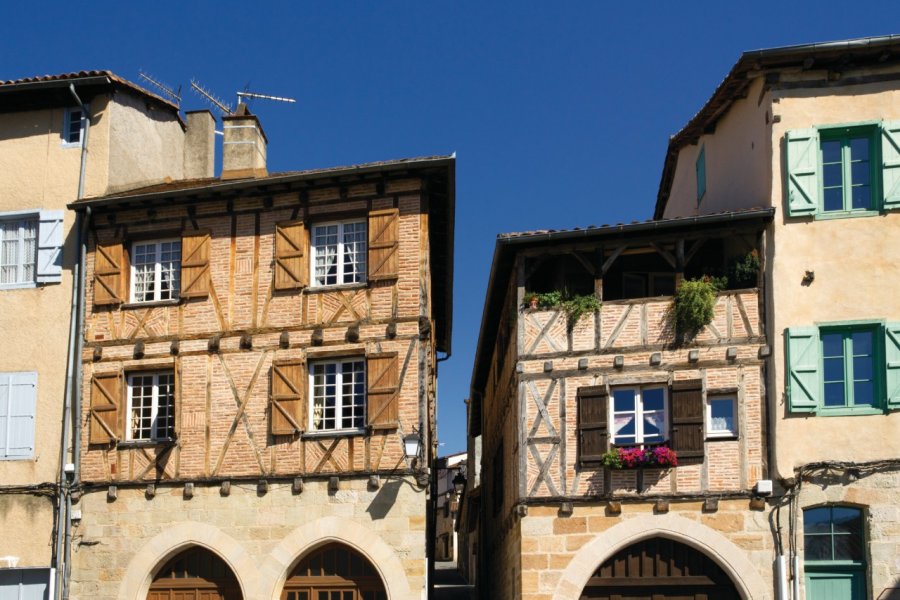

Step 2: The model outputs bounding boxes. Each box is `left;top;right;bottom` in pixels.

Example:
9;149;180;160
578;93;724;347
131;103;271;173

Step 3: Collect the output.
452;471;466;495
403;430;421;463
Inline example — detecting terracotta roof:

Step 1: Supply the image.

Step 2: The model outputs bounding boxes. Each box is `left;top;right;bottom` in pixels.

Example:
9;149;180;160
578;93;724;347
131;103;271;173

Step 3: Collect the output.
0;70;181;115
655;34;900;219
72;155;456;206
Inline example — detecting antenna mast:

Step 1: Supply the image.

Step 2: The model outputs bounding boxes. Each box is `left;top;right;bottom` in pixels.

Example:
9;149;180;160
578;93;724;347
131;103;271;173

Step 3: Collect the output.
236;91;297;106
138;70;182;106
190;79;233;115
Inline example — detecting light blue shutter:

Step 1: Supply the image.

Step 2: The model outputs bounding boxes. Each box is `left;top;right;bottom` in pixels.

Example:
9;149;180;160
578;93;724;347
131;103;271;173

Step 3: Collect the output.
882;121;900;210
0;568;52;599
36;210;64;283
886;323;900;409
0;372;37;459
786;327;820;413
785;129;820;216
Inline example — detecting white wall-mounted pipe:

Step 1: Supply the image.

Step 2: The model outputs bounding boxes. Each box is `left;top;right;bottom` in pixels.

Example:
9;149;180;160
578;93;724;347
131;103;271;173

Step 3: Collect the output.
775;555;789;600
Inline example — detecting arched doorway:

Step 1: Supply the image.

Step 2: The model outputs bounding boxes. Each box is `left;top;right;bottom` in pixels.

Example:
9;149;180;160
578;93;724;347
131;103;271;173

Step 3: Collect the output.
282;542;387;600
580;537;740;599
148;547;242;600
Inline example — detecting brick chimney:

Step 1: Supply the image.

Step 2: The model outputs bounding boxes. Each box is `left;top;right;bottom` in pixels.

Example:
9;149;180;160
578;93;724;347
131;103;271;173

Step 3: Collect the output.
183;110;216;179
221;103;267;179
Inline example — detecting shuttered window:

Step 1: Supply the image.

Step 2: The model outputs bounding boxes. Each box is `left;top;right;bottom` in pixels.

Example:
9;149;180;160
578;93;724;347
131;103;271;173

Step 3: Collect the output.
270;359;306;435
312;221;366;287
367;353;399;430
0;568;53;599
0;372;36;460
274;220;308;290
611;386;668;446
577;385;608;466
180;231;211;298
0;217;36;287
90;371;123;444
785;121;900;217
126;371;175;441
368;208;399;281
131;239;181;302
309;358;366;431
670;379;705;464
94;240;127;305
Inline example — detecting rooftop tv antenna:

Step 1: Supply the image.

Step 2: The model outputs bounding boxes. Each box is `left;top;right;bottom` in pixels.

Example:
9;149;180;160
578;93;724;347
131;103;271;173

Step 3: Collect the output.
236;90;297;108
138;70;182;106
190;79;233;115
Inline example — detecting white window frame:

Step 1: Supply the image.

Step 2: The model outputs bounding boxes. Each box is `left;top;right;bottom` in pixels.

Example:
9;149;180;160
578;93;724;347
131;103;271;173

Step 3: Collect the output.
706;394;738;438
308;358;366;433
129;239;182;303
62;106;87;148
310;219;367;288
0;371;37;460
126;371;175;442
0;214;38;289
610;386;668;446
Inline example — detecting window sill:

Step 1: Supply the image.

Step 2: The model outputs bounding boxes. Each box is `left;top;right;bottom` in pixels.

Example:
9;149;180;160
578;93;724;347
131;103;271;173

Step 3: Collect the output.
305;282;368;295
0;282;37;291
302;428;367;440
814;209;880;221
117;439;177;448
816;406;886;417
0;455;35;461
120;299;181;309
706;434;739;441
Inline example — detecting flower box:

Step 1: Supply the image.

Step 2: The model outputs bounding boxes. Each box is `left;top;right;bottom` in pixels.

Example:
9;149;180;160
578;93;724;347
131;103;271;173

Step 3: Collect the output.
601;446;678;469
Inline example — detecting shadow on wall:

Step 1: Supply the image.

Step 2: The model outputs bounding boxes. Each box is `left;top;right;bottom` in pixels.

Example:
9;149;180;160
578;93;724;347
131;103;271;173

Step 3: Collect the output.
876;584;900;599
366;480;402;520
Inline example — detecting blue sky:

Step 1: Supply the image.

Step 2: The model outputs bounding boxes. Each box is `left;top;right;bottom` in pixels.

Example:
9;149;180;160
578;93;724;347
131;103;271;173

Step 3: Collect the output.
3;1;898;454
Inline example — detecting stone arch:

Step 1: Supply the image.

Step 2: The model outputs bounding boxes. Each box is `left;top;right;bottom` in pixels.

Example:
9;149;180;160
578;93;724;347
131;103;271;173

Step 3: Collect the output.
552;513;771;600
117;522;258;600
260;516;414;600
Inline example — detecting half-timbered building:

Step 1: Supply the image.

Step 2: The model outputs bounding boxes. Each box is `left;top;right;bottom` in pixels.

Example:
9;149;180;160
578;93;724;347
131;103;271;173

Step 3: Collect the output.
67;113;455;600
469;210;776;600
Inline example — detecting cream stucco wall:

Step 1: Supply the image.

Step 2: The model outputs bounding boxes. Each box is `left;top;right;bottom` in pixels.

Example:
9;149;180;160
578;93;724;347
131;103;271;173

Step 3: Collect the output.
767;82;900;476
70;478;427;600
664;77;773;218
107;91;185;193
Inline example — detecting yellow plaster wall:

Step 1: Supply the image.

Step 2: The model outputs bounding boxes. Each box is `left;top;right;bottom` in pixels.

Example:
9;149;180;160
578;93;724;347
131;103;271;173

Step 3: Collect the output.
767;82;900;476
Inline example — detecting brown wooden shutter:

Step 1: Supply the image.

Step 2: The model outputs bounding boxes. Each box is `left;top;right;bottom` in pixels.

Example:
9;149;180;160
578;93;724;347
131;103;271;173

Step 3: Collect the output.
180;231;211;298
94;241;126;306
274;220;308;290
270;359;306;435
577;385;609;467
367;352;399;429
670;379;705;464
90;371;122;444
368;208;399;281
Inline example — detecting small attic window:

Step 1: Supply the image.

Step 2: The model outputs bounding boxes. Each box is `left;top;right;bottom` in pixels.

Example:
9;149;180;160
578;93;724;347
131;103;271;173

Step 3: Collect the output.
696;146;707;204
63;107;86;147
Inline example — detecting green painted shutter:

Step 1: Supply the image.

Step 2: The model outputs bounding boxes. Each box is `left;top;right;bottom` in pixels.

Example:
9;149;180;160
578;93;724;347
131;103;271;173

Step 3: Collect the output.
881;121;900;210
786;327;820;413
886;323;900;409
786;128;820;216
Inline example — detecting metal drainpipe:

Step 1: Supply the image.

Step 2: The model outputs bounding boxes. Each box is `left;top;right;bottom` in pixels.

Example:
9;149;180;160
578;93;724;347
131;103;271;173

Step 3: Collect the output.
56;84;91;600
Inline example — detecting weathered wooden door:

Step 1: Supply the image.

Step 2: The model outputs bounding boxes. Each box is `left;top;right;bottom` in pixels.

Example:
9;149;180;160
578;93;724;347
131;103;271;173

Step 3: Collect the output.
580;537;740;600
148;547;242;600
282;543;387;600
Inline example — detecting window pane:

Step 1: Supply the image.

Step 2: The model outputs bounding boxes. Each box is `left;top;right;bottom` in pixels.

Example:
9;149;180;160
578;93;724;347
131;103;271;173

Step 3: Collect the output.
822;162;842;187
852;355;873;381
833;533;864;561
823;382;845;407
804;534;832;561
849;137;869;161
613;415;635;437
612;390;635;412
804;507;832;534
642;388;665;411
822;333;844;357
851;185;871;210
853;381;874;406
821;140;842;163
850;161;870;186
851;331;872;355
832;507;863;535
823;187;843;211
709;398;735;433
643;411;665;441
823;357;845;383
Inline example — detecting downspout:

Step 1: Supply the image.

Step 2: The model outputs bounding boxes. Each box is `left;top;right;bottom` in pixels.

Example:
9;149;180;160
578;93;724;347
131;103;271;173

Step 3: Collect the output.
55;84;91;600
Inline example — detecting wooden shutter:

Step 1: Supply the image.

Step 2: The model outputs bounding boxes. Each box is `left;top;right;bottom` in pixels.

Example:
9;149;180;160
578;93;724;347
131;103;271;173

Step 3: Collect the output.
670;379;704;464
577;385;608;467
270;359;306;435
94;241;126;306
181;231;211;298
786;327;820;413
36;210;64;283
785;128;820;216
90;371;122;444
886;323;900;409
368;208;399;281
882;121;900;210
367;353;399;429
274;220;308;290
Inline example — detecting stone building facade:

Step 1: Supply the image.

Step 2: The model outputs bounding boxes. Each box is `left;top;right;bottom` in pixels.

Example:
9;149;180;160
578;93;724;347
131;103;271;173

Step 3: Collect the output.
68;144;455;600
469;211;776;599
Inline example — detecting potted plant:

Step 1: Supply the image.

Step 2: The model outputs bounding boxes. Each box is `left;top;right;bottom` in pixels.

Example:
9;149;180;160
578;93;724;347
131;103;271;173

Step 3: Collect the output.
524;292;539;309
601;446;678;469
